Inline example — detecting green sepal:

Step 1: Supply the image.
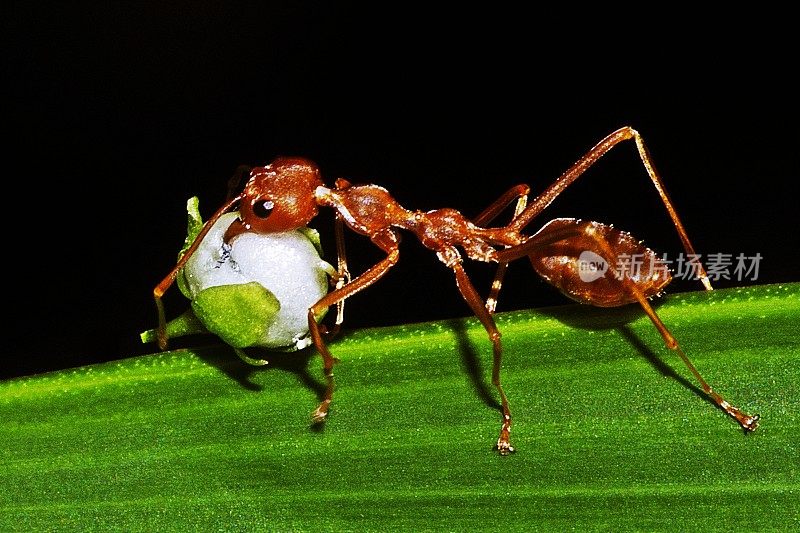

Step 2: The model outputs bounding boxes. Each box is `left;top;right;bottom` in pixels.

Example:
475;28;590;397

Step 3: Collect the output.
298;226;324;257
177;196;205;299
179;196;205;259
190;282;280;348
139;308;209;344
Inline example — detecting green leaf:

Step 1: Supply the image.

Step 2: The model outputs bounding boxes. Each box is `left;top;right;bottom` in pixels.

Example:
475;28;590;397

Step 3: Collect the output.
2;283;798;531
191;282;281;349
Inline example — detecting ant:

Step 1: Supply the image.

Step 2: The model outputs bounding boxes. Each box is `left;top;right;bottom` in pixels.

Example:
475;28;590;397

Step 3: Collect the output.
153;126;760;455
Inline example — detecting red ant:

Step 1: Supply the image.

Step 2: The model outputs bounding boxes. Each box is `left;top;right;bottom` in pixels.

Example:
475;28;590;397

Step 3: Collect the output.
153;126;759;454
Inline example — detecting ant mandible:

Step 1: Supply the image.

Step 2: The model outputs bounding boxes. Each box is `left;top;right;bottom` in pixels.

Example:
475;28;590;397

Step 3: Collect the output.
153;126;759;455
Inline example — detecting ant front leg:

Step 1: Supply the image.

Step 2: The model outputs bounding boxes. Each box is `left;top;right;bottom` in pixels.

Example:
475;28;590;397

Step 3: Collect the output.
317;179;356;341
152;196;242;350
321;212;351;340
306;229;401;424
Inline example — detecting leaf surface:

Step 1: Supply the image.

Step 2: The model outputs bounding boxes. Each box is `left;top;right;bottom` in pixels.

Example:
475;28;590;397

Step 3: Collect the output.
2;283;798;531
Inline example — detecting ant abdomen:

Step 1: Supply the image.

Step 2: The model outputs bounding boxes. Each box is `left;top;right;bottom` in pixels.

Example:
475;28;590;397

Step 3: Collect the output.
528;218;672;307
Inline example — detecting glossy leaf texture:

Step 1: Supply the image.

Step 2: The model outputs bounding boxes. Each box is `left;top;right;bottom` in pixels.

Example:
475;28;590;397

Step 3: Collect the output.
1;283;798;531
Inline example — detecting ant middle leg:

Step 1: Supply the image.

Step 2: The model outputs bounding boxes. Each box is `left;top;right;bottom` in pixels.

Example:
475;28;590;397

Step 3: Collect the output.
471;184;531;314
445;254;514;454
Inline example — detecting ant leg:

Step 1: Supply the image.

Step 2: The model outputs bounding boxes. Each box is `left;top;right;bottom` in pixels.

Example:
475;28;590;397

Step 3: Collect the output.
322;213;351;339
510;126;713;290
306;230;401;424
498;224;759;431
471;184;531;314
627;285;759;430
153;195;241;350
472;184;531;227
226;165;251;202
581;230;759;431
445;255;514;454
320;179;356;340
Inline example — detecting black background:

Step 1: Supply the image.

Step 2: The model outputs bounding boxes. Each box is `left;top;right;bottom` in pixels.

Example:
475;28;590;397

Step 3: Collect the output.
4;5;797;378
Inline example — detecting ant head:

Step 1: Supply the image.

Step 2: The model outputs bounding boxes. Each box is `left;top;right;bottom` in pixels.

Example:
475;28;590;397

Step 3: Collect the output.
239;157;323;232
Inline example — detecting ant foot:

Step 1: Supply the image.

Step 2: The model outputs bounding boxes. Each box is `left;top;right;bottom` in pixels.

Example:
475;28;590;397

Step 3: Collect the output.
496;427;515;456
742;413;760;432
311;401;331;425
496;439;515;456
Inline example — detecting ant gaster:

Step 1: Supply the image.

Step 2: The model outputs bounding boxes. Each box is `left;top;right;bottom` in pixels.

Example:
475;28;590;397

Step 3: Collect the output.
154;127;759;454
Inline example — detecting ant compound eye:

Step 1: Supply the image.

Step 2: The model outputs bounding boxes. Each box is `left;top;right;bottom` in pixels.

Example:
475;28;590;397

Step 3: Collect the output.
252;199;275;218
